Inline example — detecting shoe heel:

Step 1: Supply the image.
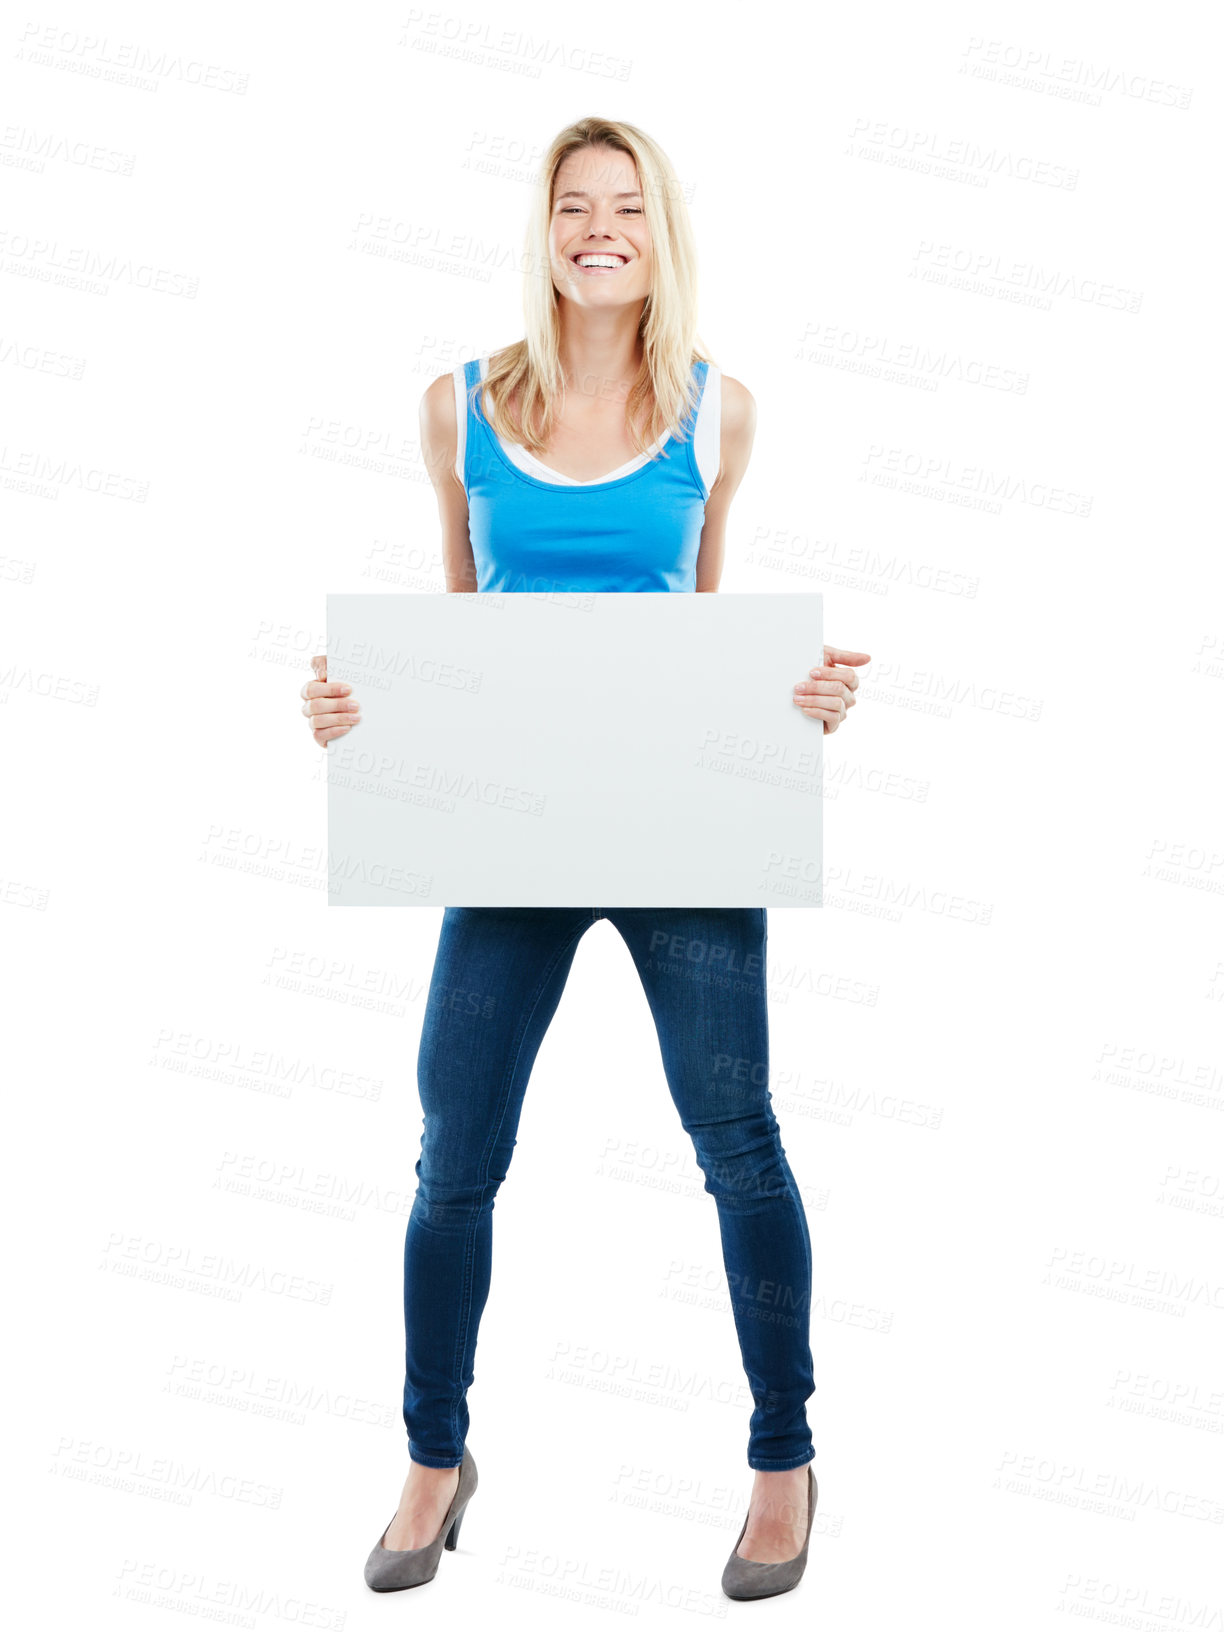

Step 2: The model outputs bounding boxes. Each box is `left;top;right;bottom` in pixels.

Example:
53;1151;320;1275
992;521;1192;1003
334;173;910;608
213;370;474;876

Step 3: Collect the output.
364;1447;477;1592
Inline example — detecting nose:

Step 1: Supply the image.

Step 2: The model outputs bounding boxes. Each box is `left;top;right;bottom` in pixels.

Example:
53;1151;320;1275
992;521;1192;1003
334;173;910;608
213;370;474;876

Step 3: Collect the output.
584;203;617;238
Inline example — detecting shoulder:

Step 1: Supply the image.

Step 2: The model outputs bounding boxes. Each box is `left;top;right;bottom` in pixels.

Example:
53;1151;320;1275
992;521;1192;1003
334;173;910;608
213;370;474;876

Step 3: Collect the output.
419;369;461;483
718;373;756;435
420;368;460;423
717;375;757;468
703;373;756;497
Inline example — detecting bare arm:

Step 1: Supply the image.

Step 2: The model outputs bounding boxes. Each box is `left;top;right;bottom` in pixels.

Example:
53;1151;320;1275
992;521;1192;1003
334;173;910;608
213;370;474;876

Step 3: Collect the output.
419;371;478;593
694;374;757;593
692;374;869;732
300;371;475;746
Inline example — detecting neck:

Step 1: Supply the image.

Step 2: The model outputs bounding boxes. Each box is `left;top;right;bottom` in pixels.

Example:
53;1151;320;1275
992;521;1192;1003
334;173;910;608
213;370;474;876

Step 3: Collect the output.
555;300;645;400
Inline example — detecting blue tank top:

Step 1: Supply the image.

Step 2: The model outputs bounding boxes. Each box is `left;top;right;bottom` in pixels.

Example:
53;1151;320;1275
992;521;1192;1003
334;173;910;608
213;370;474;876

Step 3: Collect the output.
462;356;710;594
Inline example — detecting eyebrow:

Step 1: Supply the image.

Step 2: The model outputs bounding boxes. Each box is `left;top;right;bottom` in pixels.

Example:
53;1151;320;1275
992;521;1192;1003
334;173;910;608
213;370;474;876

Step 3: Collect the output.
555;190;642;201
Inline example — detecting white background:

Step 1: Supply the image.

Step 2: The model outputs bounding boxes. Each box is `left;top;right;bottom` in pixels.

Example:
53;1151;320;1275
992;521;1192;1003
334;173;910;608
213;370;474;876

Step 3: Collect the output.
3;3;1220;1628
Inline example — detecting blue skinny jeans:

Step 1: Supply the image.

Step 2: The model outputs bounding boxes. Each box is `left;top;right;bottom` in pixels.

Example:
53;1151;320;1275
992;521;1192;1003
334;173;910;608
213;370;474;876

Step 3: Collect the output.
402;906;816;1471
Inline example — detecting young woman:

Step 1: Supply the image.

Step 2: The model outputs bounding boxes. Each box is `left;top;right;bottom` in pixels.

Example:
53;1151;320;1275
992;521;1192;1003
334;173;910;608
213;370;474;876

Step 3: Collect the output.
300;116;869;1600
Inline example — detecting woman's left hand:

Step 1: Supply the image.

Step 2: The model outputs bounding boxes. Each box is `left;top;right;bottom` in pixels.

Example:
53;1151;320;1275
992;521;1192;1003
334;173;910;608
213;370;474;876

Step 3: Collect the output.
792;644;871;734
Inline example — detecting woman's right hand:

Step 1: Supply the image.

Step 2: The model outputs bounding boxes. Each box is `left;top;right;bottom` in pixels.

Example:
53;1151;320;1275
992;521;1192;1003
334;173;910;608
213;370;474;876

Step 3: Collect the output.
301;653;361;747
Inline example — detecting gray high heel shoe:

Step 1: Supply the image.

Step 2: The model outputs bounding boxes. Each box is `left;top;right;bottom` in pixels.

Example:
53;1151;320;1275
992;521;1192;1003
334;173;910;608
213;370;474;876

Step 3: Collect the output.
720;1463;817;1601
363;1447;478;1592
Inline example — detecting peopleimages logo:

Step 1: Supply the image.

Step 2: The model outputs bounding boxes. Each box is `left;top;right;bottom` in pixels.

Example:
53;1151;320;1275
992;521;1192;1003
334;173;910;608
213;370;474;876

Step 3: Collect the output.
959;37;1193;109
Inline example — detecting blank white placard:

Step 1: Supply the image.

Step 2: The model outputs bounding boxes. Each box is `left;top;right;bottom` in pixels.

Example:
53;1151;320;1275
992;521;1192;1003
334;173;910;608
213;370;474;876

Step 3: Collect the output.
326;592;822;907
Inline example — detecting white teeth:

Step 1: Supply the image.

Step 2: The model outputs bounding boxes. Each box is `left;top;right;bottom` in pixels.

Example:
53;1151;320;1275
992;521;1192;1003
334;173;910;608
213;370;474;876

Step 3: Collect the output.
575;255;626;268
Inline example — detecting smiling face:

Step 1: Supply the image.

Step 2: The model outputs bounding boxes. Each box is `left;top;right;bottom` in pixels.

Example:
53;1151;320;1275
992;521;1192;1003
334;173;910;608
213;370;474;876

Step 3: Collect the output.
548;143;652;311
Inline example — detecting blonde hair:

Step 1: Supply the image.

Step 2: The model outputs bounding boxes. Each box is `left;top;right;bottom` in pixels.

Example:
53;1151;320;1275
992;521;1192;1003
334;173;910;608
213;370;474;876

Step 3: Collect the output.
471;116;713;460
